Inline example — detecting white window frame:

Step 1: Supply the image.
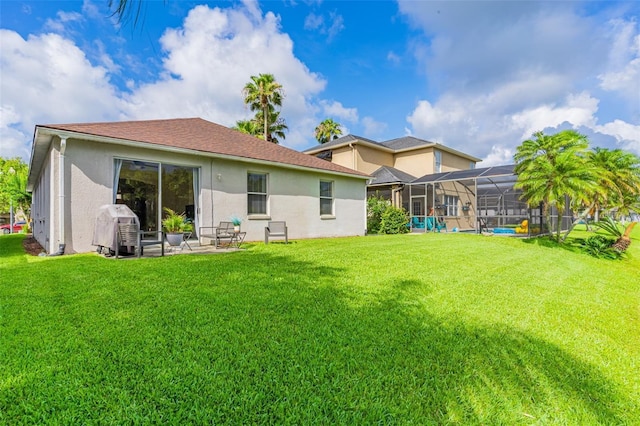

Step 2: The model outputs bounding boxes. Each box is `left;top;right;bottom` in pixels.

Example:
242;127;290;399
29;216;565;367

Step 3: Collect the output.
247;172;269;216
444;195;459;216
320;180;334;217
435;150;442;173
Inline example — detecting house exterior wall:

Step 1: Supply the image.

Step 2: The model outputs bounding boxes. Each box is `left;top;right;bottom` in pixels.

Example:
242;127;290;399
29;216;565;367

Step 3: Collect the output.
329;146;355;170
34;136;367;254
30;145;54;253
393;148;435;177
355;145;394;175
441;151;474;172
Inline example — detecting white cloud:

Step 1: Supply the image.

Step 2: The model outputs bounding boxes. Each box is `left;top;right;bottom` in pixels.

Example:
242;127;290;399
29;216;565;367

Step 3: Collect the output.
319;100;358;122
304;13;323;30
0;30;123;159
510;92;600;140
362;117;387;138
303;10;344;41
1;2;333;159
123;4;326;149
399;1;640;163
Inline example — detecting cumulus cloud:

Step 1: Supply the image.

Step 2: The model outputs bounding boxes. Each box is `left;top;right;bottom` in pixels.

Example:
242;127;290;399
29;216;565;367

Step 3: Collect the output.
1;2;334;158
398;0;640;161
0;30;122;158
362;117;388;138
122;4;326;148
319;100;358;123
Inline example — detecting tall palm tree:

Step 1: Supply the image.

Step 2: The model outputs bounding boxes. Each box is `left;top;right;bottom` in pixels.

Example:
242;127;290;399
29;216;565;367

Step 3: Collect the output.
314;118;343;144
588;148;640;216
514;130;597;241
242;74;284;143
232;120;262;138
255;108;288;144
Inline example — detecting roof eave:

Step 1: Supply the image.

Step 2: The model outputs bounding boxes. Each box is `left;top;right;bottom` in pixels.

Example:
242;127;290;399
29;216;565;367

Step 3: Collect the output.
29;127;370;183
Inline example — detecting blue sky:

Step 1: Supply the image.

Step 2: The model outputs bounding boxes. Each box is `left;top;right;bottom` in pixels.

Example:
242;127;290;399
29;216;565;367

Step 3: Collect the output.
1;0;638;165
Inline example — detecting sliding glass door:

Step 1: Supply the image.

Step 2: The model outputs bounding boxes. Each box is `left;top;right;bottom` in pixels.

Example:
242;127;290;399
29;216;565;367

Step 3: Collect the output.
115;159;198;233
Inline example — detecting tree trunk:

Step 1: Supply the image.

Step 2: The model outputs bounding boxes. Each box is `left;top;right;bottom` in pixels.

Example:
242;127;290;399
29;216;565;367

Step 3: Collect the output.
612;222;637;252
561;202;595;242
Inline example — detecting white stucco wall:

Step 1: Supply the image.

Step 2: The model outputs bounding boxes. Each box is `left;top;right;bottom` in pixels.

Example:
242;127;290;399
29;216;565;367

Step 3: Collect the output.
41;136;366;254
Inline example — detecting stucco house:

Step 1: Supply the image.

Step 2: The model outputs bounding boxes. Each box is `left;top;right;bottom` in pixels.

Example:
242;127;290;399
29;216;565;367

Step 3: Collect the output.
27;118;370;255
304;134;481;211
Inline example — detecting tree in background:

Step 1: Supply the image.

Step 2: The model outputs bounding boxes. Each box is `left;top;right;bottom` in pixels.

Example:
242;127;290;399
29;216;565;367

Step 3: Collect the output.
0;157;31;219
232;119;261;137
314;118;343;144
514;130;597;242
242;74;285;143
233;107;289;144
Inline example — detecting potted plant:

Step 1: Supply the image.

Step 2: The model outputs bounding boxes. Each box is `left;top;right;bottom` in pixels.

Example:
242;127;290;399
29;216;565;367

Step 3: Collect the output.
230;215;242;233
162;208;193;246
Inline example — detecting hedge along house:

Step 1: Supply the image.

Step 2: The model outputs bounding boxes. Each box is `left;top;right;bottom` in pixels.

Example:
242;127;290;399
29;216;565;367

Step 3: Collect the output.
304;135;481;211
27;118;370;255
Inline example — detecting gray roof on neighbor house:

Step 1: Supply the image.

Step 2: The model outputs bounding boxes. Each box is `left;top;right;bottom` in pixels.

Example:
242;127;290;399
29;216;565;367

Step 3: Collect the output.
303;134;382;152
380;136;435;150
411;164;516;184
304;134;481;161
369;166;417;186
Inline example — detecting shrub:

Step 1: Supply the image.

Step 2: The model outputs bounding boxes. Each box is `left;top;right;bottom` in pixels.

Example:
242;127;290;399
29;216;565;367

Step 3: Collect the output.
367;195;390;234
367;195;409;234
380;205;409;234
578;235;623;260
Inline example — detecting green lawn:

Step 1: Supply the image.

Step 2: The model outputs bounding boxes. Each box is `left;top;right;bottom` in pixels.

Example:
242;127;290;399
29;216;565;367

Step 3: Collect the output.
1;229;638;424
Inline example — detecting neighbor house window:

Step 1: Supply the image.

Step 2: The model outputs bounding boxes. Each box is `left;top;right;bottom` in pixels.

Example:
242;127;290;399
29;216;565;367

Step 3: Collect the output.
444;195;459;216
470;162;476;170
247;172;268;215
435;150;442;173
320;180;334;216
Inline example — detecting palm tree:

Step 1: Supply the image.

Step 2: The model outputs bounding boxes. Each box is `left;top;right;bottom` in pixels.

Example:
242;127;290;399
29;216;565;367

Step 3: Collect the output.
242;74;284;143
255;108;288;144
232;119;262;138
314;118;343;144
514;130;597;242
589;148;640;216
108;0;146;27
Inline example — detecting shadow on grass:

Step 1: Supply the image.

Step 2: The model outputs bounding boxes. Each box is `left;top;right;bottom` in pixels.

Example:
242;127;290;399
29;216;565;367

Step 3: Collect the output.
1;248;635;424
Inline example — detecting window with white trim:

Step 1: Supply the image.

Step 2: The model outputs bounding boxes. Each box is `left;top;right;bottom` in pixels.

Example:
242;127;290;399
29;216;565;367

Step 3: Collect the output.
435;150;442;173
320;180;334;216
444;195;459;216
247;172;268;215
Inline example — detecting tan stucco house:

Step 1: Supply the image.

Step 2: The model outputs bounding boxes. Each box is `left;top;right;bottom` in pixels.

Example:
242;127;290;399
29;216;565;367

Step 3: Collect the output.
304;134;481;212
27;118;370;254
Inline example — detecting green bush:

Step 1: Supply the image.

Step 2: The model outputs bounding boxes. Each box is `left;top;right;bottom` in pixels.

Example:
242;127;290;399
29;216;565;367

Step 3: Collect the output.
367;195;390;234
578;235;622;260
380;205;409;234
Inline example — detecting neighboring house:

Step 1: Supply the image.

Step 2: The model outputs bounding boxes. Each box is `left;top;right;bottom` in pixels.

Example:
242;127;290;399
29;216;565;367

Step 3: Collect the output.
27;118;370;254
304;134;481;211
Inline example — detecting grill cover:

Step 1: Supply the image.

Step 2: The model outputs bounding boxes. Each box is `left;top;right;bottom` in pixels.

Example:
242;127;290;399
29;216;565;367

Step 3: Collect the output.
92;204;140;251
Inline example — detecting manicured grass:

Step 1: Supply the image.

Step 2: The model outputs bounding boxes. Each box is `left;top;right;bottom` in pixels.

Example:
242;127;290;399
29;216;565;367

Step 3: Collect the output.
1;230;639;424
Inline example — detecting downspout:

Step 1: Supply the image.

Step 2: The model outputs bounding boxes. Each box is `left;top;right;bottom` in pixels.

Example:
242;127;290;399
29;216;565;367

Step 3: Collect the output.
348;143;356;170
50;137;66;256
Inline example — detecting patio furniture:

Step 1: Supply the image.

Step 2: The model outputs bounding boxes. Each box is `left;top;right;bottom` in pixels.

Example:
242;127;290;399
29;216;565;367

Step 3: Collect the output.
199;221;236;248
116;224;165;258
411;217;425;229
265;221;288;244
426;216;447;232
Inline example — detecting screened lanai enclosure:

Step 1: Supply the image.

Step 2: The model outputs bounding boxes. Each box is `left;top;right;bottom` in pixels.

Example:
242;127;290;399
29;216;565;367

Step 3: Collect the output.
405;165;572;236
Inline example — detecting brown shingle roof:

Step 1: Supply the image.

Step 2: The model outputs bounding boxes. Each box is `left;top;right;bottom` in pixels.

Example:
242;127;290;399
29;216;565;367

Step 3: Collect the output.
39;117;369;178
